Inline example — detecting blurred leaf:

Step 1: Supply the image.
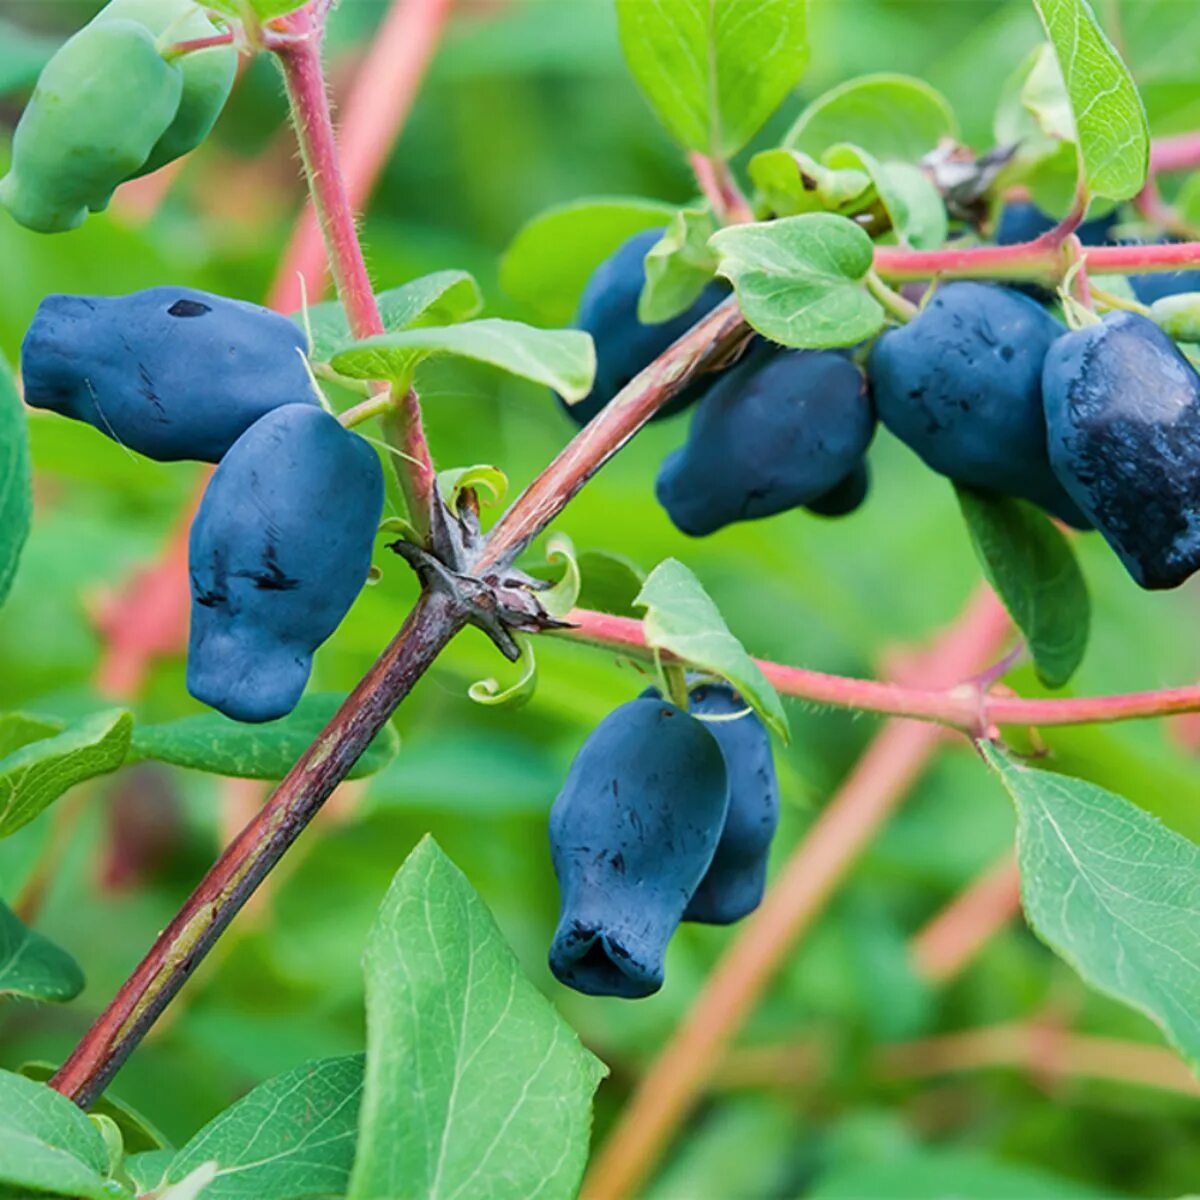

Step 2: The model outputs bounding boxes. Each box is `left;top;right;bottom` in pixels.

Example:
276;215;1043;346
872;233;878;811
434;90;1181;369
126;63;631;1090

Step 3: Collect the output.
0;713;64;760
0;902;83;1003
166;1056;362;1199
1031;0;1150;201
205;0;304;22
956;488;1089;688
0;19;59;95
639;208;719;323
812;1144;1114;1198
332;320;596;403
823;145;948;249
636;559;789;741
0;1070;118;1200
304;271;483;361
160;1163;218;1200
128;695;399;781
984;743;1200;1073
748;148;872;218
576;549;646;618
500;197;675;324
709;214;883;349
18;1065;170;1154
125;1149;175;1193
0;710;132;839
615;0;809;157
0;353;30;610
1150;292;1200;341
347;837;606;1200
785;73;958;161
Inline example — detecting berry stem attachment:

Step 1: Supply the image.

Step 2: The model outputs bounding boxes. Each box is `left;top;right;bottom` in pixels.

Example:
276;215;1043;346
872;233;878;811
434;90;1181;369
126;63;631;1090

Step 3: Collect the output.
866;271;919;322
163;32;237;60
689;151;754;225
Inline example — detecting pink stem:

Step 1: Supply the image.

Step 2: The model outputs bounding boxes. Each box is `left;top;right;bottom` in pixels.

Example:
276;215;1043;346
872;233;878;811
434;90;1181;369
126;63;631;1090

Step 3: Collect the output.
166;32;236;57
688;151;754;224
558;608;1200;732
1150;132;1200;175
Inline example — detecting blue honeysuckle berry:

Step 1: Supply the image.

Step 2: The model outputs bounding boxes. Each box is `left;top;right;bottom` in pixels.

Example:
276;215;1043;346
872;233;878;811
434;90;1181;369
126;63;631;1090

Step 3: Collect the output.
187;405;384;723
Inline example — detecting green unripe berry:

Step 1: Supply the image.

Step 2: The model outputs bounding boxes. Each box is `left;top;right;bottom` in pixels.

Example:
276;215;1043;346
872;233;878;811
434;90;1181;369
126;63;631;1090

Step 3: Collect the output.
94;0;237;177
0;20;183;233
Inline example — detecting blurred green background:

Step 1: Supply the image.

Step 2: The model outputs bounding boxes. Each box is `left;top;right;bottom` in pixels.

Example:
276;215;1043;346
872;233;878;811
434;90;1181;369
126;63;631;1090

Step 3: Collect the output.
2;1;1200;1196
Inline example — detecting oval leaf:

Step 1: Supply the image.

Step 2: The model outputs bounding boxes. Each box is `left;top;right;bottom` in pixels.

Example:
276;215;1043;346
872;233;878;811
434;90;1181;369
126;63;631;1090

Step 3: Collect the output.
0;352;31;609
332;320;596;404
0;709;133;838
956;488;1089;689
709;213;884;349
348;837;606;1200
823;144;948;250
303;271;483;362
984;743;1200;1074
1031;0;1150;201
128;695;399;781
500;197;675;324
0;901;83;1003
785;73;958;162
635;558;788;741
167;1056;363;1200
615;0;810;158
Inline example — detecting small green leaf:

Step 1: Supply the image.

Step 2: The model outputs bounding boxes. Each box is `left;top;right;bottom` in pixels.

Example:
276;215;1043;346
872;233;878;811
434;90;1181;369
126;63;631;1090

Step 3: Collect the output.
823;145;948;250
785;73;957;162
303;271;483;362
167;1056;363;1199
983;743;1200;1073
709;214;884;349
635;559;789;741
348;837;606;1200
956;488;1089;689
638;207;719;324
437;465;509;513
500;197;676;324
0;1070;117;1200
0;902;84;1003
204;0;303;22
0;710;133;839
1150;293;1200;342
0;353;31;610
576;549;646;618
332;320;596;404
468;636;539;709
538;533;582;620
128;695;398;781
615;0;809;158
1031;0;1150;201
748;148;872;218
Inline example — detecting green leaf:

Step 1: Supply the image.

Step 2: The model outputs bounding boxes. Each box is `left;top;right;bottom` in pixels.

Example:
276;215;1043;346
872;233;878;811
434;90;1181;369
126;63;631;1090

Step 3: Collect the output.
0;710;133;839
0;902;83;1003
709;214;884;349
785;73;958;163
0;713;65;760
0;353;30;610
0;1070;118;1200
614;0;809;158
576;549;646;618
638;207;719;324
160;1163;218;1200
167;1056;363;1199
983;743;1200;1073
748;148;872;219
468;636;539;709
823;145;948;250
331;320;596;404
1030;0;1150;201
347;837;606;1200
303;271;484;362
128;695;398;781
955;488;1089;689
500;197;676;325
1149;293;1200;342
204;0;304;22
538;533;582;620
18;1065;170;1154
125;1149;175;1193
437;465;509;513
635;559;789;741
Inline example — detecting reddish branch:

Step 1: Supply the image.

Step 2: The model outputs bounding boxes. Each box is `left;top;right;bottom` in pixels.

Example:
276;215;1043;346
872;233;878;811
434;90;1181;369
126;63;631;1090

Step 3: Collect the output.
1150;132;1200;176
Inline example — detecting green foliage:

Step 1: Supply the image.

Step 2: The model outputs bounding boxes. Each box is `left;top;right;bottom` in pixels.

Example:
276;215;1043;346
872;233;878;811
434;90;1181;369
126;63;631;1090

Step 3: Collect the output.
332;319;596;403
205;0;305;23
0;709;133;838
822;144;948;249
985;744;1200;1074
748;148;872;218
1030;0;1150;200
0;353;29;609
500;198;675;325
614;0;809;158
0;901;84;1002
128;695;400;781
638;207;718;324
709;213;884;348
348;838;606;1200
956;488;1090;688
635;559;788;741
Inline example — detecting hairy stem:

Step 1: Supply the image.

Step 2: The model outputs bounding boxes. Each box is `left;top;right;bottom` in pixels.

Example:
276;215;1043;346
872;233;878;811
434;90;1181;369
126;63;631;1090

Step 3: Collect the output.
50;591;466;1108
